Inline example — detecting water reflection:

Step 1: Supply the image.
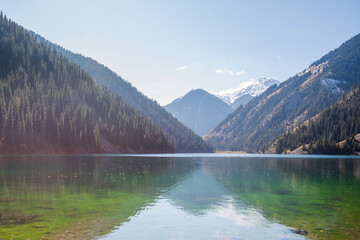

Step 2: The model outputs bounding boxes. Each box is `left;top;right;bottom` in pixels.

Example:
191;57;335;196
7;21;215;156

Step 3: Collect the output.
0;155;359;240
165;168;230;215
103;167;303;240
103;157;360;240
0;155;194;239
201;157;360;240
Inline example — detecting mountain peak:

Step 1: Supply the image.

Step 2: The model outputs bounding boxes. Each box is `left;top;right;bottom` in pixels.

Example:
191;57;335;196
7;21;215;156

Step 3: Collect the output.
213;77;280;108
165;89;233;136
258;76;279;85
189;88;207;94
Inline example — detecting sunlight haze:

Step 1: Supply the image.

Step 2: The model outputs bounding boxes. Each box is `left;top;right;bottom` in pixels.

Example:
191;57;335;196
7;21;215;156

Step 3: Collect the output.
1;0;359;105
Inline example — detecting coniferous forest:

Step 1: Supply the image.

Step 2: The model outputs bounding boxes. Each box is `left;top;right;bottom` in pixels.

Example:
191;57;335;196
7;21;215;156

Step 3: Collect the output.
273;85;360;154
0;4;360;240
205;33;360;154
0;14;174;153
1;11;360;155
32;34;213;153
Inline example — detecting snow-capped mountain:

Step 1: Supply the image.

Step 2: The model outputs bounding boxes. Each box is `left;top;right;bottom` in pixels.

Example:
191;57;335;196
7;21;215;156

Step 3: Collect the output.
164;77;280;136
214;77;280;109
164;77;279;136
204;32;360;153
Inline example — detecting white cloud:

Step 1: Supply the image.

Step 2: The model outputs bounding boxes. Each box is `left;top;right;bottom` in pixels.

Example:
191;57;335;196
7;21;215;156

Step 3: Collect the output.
176;66;187;71
215;69;245;77
276;56;282;60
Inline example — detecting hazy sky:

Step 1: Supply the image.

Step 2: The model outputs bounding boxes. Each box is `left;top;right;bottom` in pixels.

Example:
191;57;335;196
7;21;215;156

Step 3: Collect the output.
1;0;360;105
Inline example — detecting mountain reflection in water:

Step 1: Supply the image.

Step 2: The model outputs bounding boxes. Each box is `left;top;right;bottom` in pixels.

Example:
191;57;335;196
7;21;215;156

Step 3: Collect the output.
0;154;359;240
102;167;304;240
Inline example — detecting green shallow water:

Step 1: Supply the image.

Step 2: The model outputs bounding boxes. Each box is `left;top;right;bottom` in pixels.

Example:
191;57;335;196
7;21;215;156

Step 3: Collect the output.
0;154;359;239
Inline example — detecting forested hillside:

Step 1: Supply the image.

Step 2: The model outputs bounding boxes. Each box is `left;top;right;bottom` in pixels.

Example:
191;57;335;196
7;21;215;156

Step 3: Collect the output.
33;34;213;153
0;14;173;153
271;85;360;154
205;33;360;153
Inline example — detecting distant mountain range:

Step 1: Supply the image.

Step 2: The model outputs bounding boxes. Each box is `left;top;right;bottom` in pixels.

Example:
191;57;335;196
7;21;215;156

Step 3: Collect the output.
0;13;213;153
165;78;279;136
204;33;360;153
2;13;359;155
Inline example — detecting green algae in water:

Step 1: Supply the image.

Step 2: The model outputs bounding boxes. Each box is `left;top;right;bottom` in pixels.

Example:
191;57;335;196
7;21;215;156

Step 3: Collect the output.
206;157;360;240
0;155;193;239
0;154;359;240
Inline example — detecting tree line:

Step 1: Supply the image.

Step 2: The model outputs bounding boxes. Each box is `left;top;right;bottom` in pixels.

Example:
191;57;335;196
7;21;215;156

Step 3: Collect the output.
273;85;360;154
0;13;173;153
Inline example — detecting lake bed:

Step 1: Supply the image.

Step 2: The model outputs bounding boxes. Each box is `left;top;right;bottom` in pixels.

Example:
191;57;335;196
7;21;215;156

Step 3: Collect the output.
0;154;359;239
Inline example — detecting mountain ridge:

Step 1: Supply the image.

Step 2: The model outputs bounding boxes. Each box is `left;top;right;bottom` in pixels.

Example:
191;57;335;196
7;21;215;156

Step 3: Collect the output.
268;84;360;154
204;33;360;152
0;14;173;153
213;77;280;109
164;77;280;136
31;31;213;153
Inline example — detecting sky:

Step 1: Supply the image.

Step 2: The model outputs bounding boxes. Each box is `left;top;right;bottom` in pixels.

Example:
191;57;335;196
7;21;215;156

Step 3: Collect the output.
1;0;360;105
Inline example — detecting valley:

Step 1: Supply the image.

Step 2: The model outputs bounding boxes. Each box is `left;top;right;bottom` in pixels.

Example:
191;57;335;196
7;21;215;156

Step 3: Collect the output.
0;3;359;240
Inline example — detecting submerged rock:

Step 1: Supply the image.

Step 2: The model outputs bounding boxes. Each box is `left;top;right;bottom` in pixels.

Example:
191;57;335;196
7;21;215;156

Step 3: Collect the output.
290;228;309;235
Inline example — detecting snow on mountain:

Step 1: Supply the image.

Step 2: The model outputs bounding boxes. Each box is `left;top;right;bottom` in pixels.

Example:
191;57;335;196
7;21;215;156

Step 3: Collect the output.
213;77;280;109
320;78;343;94
163;77;279;136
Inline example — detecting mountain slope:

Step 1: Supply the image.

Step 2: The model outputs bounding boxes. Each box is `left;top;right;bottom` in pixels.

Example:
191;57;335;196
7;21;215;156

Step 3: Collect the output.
164;89;233;136
164;77;279;137
0;14;173;153
33;33;213;153
205;33;360;152
270;85;360;154
214;77;280;109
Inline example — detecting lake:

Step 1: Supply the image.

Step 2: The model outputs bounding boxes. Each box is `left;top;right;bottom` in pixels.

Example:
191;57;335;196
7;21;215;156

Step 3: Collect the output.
0;154;359;240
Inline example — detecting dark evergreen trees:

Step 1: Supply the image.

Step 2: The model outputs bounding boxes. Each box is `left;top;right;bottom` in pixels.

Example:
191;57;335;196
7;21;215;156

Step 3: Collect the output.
0;14;173;153
32;34;213;153
205;33;360;153
273;85;360;154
